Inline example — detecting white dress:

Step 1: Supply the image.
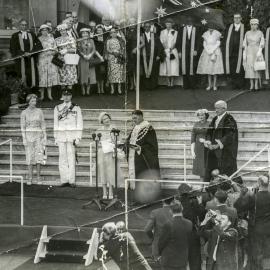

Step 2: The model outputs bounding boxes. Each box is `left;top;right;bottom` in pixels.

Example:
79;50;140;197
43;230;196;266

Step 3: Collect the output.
159;29;179;77
197;30;224;75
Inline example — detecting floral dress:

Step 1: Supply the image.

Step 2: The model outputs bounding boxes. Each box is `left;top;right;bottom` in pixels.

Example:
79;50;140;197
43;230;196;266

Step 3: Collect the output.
55;35;78;86
38;35;59;87
20;108;46;165
106;37;125;83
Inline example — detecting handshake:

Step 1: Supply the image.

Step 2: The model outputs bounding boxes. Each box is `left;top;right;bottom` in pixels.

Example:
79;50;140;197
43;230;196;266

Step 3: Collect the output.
200;138;221;150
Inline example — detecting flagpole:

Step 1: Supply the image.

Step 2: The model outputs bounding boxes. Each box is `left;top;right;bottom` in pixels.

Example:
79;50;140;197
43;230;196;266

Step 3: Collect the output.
136;0;142;109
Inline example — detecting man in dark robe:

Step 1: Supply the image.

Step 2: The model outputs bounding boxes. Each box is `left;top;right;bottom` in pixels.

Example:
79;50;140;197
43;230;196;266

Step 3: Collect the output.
176;17;201;89
126;110;160;181
141;22;163;90
9;19;41;88
223;13;245;89
204;100;238;181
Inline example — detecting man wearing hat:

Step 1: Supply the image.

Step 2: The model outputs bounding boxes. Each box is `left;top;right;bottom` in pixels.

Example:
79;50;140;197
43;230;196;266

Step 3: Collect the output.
54;89;83;187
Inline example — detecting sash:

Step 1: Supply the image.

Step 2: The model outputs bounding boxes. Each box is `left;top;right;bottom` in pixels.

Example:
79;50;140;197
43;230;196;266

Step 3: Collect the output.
225;24;244;74
142;33;155;78
18;32;36;87
182;27;196;75
57;103;76;121
265;27;270;80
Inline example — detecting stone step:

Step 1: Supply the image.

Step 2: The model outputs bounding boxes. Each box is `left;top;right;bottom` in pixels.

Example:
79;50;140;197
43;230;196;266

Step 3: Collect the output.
1;150;268;166
7;107;270;120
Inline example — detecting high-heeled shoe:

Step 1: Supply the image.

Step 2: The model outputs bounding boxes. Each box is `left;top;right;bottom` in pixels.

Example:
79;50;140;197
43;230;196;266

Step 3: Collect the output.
213;86;217;91
110;89;115;95
206;86;211;91
27;178;32;185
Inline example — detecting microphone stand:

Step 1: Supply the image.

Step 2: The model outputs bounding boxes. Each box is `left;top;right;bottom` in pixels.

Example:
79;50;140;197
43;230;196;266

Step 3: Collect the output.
82;133;105;211
105;129;124;210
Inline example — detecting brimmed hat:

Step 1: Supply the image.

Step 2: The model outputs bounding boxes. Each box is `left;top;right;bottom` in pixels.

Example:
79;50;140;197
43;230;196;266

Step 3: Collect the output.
98;112;111;124
57;23;68;31
39;24;51;32
250;18;259;25
62;89;72;96
80;28;91;33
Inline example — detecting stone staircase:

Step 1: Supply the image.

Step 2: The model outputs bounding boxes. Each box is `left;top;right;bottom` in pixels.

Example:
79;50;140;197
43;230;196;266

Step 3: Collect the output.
1;107;270;188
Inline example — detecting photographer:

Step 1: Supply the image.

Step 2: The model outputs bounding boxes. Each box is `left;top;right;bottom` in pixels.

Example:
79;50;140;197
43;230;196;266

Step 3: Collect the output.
177;183;206;270
199;211;238;270
99;222;151;270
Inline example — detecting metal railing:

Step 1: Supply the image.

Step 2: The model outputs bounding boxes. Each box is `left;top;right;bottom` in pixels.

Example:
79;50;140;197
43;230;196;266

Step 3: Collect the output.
0;175;24;225
0;139;13;182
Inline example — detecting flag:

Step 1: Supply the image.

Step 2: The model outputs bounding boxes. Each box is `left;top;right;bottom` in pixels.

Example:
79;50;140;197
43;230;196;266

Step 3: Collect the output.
79;0;225;30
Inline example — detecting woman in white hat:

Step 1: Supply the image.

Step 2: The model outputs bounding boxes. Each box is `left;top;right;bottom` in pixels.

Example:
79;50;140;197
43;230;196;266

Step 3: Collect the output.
77;28;103;95
96;112;123;199
37;24;59;100
243;18;265;90
55;23;78;90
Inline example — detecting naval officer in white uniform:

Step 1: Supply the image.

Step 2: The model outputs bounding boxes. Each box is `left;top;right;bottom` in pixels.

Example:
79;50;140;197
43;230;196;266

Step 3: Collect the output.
54;89;83;187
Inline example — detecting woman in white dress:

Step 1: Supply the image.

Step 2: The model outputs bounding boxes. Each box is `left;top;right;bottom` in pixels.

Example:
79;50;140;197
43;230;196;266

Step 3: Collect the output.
96;112;123;199
243;18;265;91
20;94;46;185
197;28;224;91
159;18;179;87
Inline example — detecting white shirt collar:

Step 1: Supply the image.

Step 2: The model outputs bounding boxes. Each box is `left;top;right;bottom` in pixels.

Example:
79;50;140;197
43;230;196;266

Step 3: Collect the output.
173;213;183;218
217;111;227;120
234;23;241;30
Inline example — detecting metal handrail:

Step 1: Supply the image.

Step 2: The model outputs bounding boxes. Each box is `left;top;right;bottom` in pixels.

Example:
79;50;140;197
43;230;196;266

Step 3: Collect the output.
0;175;24;225
0;139;13;182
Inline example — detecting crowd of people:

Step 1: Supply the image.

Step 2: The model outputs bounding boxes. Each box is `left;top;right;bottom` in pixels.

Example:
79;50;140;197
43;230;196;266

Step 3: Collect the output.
98;174;270;270
7;11;270;101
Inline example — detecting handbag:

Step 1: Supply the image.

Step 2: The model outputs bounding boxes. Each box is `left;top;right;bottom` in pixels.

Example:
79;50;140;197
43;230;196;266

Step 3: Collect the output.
89;56;103;67
51;53;64;68
64;53;80;65
254;59;266;71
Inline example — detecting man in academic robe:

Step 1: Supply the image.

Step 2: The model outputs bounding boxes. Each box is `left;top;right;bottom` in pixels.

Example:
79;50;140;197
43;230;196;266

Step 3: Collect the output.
204;100;238;181
224;13;245;89
126;110;160;182
9;19;41;88
177;17;201;89
265;25;270;81
141;22;163;90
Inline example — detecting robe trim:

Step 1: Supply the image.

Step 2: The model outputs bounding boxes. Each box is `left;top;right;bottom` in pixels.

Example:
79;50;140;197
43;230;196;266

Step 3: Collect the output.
142;33;155;78
265;28;270;80
225;24;244;74
18;32;36;87
182;26;196;75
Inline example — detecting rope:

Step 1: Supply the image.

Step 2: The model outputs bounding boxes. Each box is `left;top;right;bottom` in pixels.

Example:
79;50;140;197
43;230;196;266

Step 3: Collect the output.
0;0;221;65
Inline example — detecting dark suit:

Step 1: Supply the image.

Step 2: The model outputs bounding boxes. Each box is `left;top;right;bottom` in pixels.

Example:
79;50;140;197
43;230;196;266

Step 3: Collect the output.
200;225;238;270
205;113;238;181
158;216;193;270
72;22;89;38
144;205;173;258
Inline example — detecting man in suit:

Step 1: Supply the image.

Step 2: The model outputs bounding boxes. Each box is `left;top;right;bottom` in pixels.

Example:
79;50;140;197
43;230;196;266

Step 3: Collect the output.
177;16;201;89
206;189;238;227
199;212;238;270
71;11;89;39
204;100;238;181
249;175;270;270
223;13;245;89
158;202;193;270
144;197;174;260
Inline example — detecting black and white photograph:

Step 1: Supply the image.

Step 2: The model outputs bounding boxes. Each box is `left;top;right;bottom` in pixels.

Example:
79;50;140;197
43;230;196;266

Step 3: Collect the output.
0;0;270;269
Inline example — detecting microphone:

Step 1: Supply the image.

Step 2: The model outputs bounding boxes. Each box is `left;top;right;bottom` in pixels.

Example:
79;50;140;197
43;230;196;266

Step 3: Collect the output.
97;133;102;140
111;128;120;134
92;133;96;140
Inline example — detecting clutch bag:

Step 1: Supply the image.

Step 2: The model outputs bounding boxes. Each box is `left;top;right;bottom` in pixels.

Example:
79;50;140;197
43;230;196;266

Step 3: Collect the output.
64;53;80;65
254;60;266;71
51;53;64;68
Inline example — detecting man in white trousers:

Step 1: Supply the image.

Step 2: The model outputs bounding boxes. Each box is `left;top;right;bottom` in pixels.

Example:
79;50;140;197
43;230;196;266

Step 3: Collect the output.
54;90;83;187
